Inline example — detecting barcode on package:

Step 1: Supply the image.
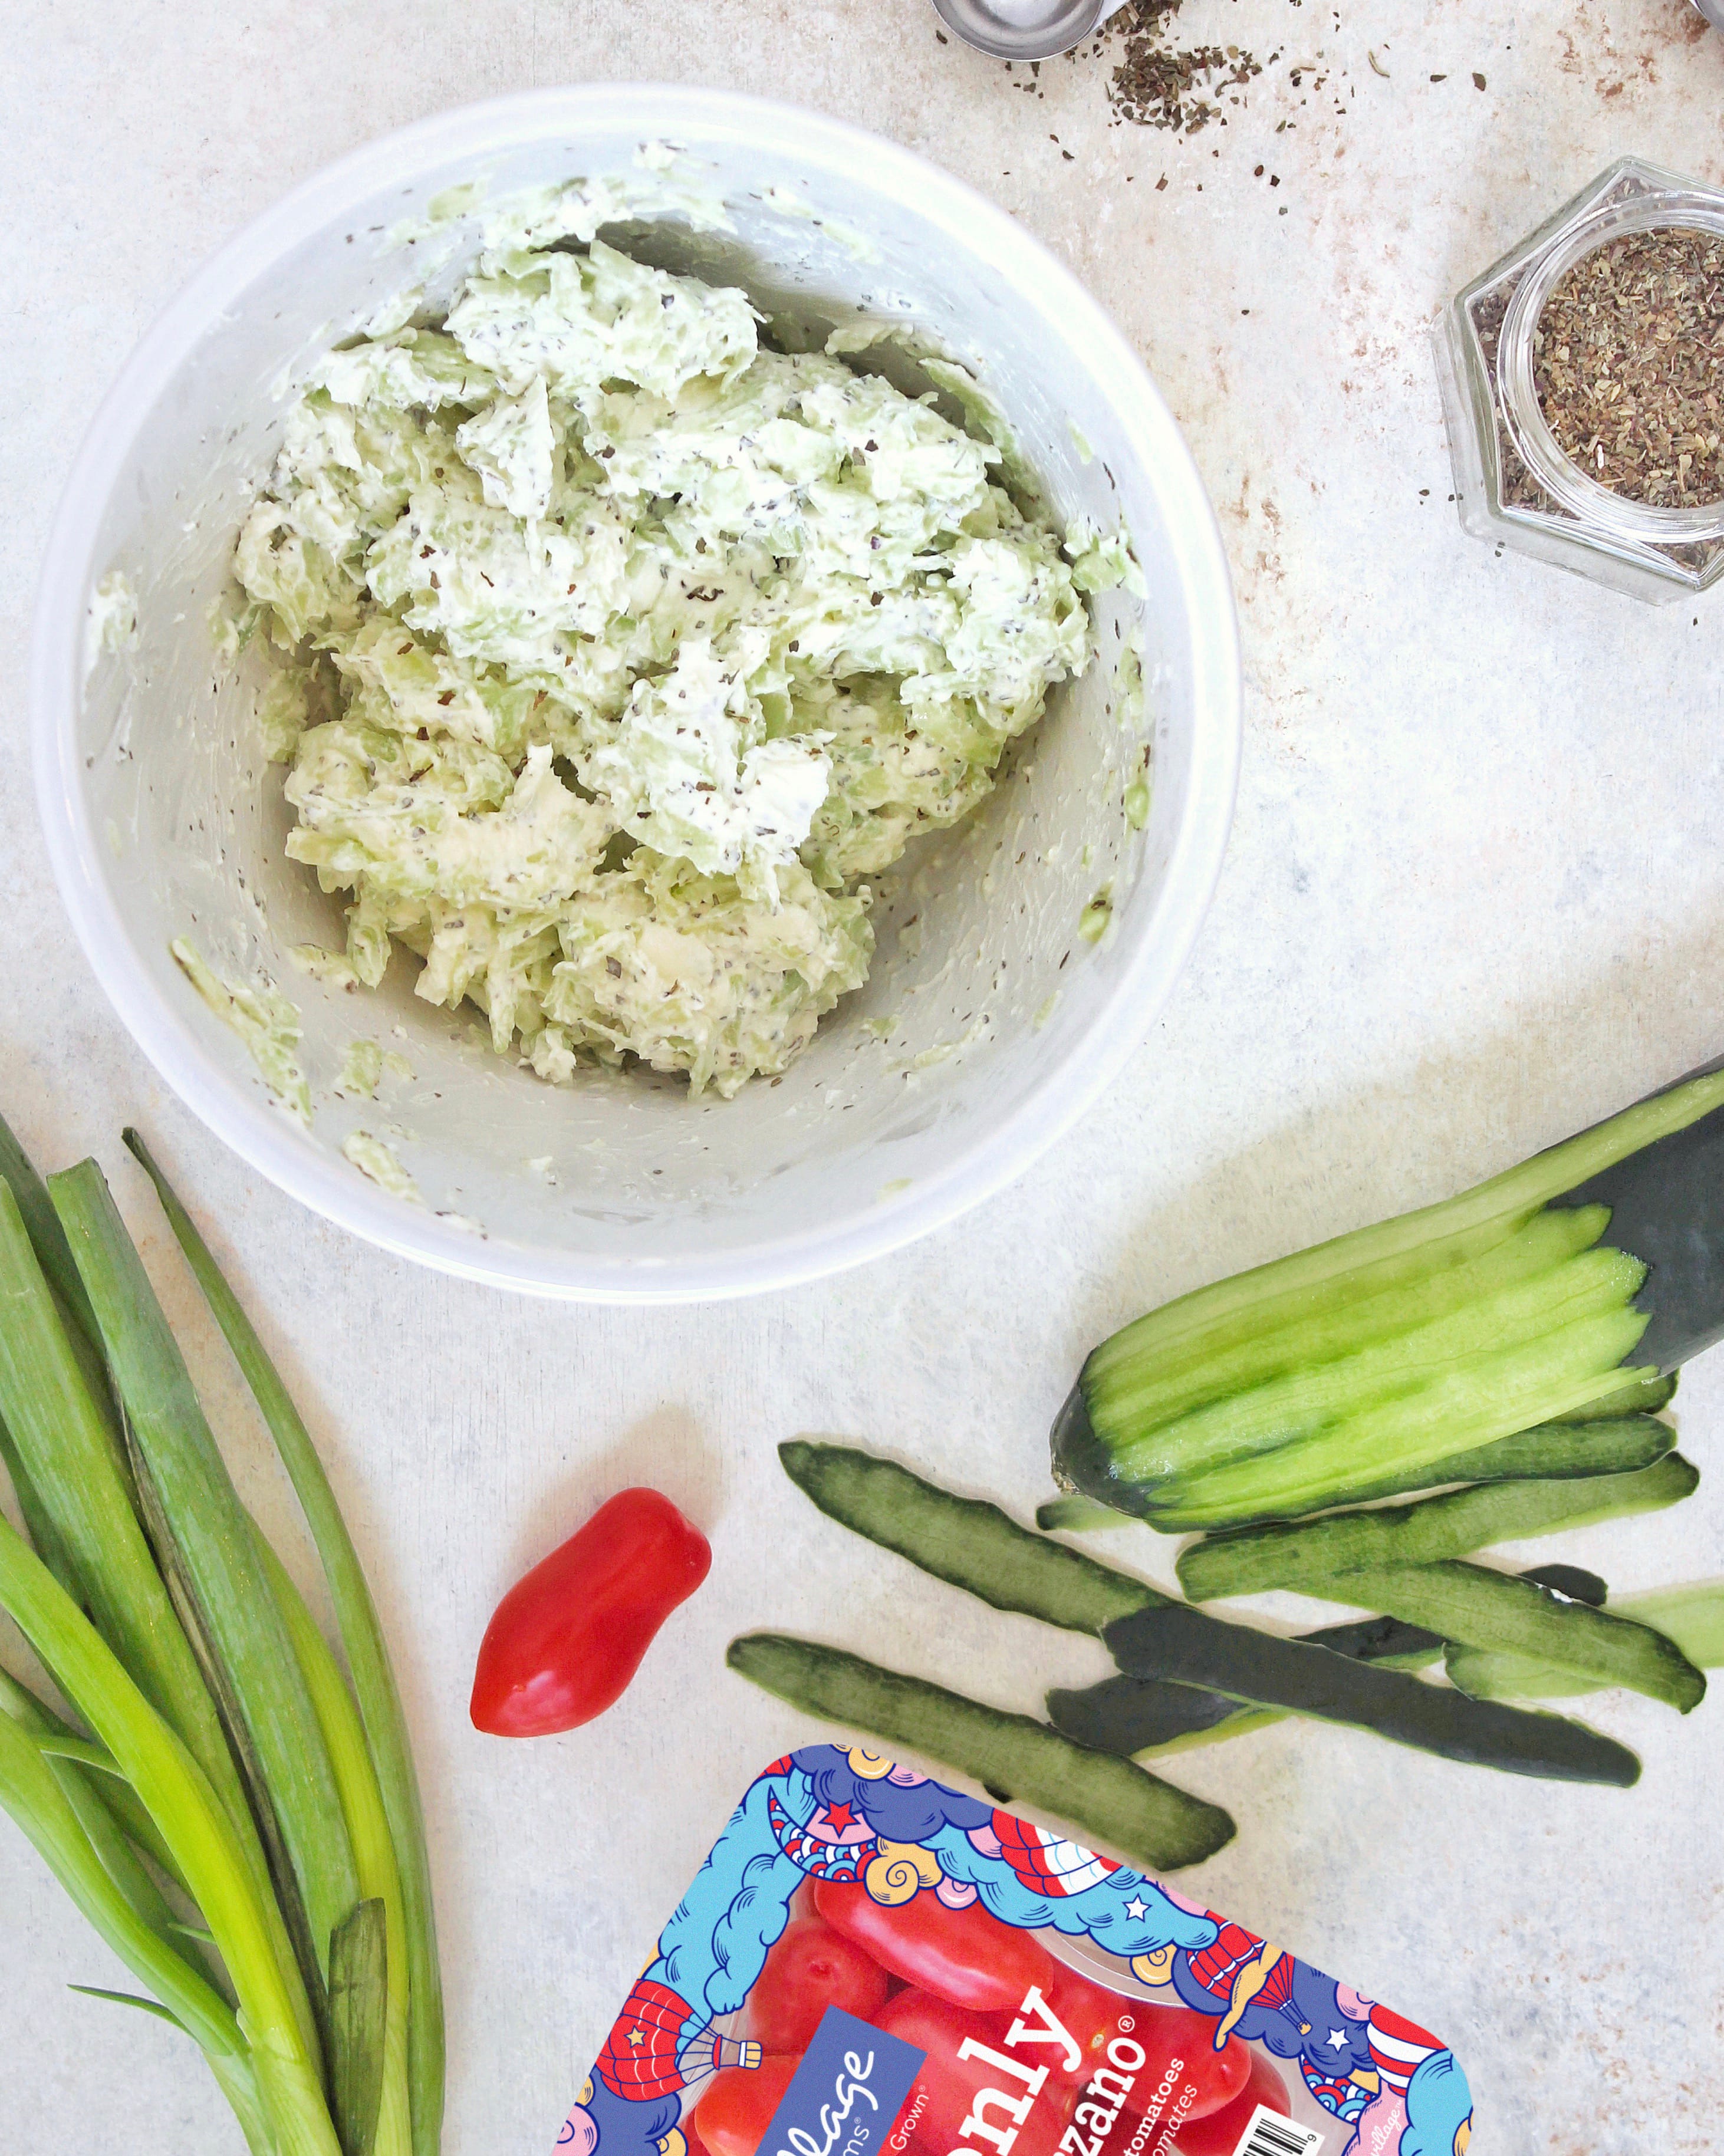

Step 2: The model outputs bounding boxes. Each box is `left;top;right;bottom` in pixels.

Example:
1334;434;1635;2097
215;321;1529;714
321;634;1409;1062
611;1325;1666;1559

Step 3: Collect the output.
1228;2108;1325;2156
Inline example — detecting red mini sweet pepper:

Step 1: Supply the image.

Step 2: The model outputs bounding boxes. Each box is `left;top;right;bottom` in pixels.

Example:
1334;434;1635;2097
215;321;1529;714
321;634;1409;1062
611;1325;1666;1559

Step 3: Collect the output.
469;1486;711;1736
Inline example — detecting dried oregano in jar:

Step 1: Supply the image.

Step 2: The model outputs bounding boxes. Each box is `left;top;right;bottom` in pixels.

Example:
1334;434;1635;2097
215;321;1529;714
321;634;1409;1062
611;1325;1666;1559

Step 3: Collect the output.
1439;160;1724;600
1532;226;1724;509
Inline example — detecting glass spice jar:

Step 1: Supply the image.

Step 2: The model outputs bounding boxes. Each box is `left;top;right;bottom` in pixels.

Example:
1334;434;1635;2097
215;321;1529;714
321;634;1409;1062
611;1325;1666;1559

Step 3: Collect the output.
1437;157;1724;603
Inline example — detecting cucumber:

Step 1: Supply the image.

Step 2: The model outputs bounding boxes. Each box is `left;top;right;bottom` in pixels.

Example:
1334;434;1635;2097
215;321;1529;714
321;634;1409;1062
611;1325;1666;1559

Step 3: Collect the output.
1098;1604;1641;1786
1037;1493;1134;1533
778;1441;1169;1635
725;1634;1235;1871
1055;1064;1724;1529
1448;1579;1724;1700
1047;1564;1606;1755
1175;1453;1699;1601
1049;1613;1443;1754
1319;1562;1706;1713
1043;1413;1672;1530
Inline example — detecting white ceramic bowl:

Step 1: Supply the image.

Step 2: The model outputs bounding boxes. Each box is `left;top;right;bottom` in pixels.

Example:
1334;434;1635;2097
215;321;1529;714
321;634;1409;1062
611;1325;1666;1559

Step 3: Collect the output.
32;87;1238;1302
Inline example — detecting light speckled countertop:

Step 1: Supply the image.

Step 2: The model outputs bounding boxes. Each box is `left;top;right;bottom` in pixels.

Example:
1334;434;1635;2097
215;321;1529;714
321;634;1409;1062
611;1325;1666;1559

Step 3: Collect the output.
4;5;1723;2151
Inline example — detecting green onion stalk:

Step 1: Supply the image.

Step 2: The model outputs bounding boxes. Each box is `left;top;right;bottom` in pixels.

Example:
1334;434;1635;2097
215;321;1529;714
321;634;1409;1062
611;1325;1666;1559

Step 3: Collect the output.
0;1517;341;2156
0;1111;442;2155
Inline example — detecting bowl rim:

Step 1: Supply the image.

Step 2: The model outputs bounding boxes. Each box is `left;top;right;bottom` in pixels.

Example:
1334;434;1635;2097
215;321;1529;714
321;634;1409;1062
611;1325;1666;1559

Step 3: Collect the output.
31;83;1241;1304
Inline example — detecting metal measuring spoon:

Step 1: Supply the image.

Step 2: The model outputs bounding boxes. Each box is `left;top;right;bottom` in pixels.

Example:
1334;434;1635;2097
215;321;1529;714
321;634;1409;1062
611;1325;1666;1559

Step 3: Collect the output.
1695;0;1723;28
932;0;1125;63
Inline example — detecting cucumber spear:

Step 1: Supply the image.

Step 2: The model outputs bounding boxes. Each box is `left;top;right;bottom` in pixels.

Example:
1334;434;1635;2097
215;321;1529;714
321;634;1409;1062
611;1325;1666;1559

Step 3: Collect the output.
1052;1061;1724;1531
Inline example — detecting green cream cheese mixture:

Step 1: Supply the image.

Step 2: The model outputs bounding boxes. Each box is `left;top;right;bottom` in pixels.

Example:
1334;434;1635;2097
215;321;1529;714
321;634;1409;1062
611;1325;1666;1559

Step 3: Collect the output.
231;186;1133;1097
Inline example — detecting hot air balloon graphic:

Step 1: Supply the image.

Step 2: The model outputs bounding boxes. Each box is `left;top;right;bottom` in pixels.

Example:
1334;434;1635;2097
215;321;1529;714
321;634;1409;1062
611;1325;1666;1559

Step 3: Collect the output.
594;1979;761;2105
1169;1921;1297;2048
991;1813;1120;1898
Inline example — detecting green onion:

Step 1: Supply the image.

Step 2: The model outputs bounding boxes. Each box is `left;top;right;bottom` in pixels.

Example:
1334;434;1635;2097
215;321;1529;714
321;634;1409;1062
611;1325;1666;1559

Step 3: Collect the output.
261;1532;412;2156
51;1160;360;2003
126;1128;445;2156
0;1513;342;2156
0;1664;195;1900
1;1666;206;1976
0;1705;273;2151
330;1899;391;2156
0;1405;84;1601
0;1110;99;1343
0;1187;287;1930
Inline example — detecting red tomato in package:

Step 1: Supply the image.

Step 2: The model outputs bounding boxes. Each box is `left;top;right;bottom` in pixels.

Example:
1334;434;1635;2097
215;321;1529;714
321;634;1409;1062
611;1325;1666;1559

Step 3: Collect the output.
747;1918;891;2054
1165;2050;1289;2154
1045;1963;1139;2078
1110;2012;1252;2129
469;1488;710;1737
875;1990;1075;2156
1045;1964;1251;2126
815;1881;1057;2013
695;2057;797;2156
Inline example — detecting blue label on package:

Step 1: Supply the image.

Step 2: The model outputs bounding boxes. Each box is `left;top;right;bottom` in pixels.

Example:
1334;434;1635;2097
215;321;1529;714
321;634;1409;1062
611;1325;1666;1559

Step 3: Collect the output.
758;2007;926;2156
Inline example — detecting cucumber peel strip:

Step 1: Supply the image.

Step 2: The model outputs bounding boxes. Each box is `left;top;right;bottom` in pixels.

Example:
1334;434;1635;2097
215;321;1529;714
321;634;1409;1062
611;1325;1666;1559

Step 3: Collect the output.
1449;1580;1724;1700
1040;1401;1676;1532
726;1631;1235;1872
779;1439;1170;1635
1176;1452;1700;1601
1100;1602;1640;1786
1318;1561;1706;1713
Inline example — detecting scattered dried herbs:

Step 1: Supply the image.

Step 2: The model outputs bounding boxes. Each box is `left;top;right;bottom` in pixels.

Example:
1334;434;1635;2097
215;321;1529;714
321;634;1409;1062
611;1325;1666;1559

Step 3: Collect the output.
1099;0;1265;134
1534;228;1724;509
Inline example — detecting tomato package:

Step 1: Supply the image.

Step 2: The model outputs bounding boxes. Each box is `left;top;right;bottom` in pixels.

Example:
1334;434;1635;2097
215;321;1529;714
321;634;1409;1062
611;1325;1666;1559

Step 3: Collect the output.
558;1749;1472;2156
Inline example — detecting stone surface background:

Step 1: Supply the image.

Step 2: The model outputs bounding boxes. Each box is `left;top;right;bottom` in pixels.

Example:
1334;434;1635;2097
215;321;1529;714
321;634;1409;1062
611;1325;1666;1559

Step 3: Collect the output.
4;5;1723;2151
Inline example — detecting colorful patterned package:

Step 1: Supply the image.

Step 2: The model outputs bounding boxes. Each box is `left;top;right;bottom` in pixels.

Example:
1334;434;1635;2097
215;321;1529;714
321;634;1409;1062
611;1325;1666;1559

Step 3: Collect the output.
558;1749;1473;2156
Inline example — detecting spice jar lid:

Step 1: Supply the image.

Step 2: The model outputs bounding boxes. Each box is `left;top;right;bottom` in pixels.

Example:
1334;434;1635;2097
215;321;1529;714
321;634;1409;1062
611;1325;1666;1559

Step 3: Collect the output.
1496;192;1724;547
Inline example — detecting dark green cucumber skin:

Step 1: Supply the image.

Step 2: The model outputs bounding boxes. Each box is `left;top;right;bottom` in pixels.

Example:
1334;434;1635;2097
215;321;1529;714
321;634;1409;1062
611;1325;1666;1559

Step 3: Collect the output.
1333;1414;1672;1503
1049;1614;1441;1752
1563;1371;1676;1420
1050;1384;1159;1522
1051;1385;1672;1534
1553;1092;1724;1370
726;1633;1235;1871
1100;1604;1640;1785
1526;1565;1609;1608
778;1440;1170;1635
1048;1565;1606;1753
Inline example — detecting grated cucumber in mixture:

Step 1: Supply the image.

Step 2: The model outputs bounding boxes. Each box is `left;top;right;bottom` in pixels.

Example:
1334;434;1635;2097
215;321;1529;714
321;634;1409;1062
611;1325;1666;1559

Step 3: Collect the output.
229;185;1133;1098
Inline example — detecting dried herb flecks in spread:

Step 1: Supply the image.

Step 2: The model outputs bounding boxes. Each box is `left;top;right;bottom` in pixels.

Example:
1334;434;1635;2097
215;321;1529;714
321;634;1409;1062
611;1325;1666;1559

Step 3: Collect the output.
1534;227;1724;510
